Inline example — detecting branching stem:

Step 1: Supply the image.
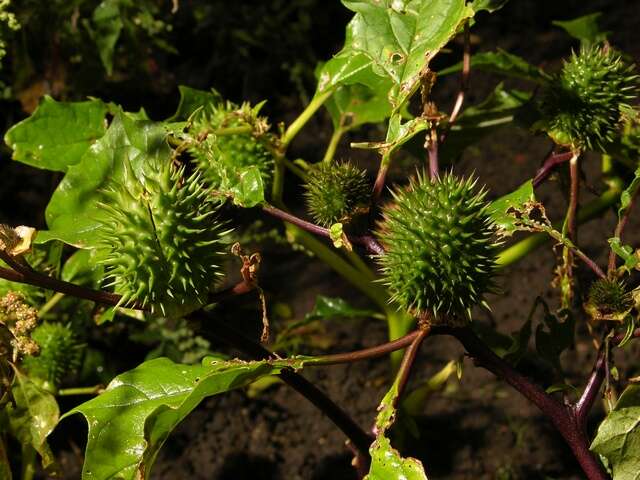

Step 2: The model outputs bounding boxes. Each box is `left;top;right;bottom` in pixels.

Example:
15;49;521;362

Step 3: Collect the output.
608;183;640;274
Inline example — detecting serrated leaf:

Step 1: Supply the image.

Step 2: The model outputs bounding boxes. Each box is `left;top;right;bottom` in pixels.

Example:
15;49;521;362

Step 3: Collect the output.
553;13;608;46
318;0;474;110
40;113;171;248
591;384;640;480
487;180;535;236
4;97;108;172
439;49;549;83
63;356;306;480
7;369;59;471
168;86;223;122
87;0;123;75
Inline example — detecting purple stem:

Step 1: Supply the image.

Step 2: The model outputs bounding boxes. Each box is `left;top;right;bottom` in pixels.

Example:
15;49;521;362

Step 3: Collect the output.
262;204;385;255
533;151;574;188
434;326;609;480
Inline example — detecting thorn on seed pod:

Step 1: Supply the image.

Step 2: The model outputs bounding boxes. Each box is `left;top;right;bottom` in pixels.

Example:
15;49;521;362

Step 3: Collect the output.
375;171;500;325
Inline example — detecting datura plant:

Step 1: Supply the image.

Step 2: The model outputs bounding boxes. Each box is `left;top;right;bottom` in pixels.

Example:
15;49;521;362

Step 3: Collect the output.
0;2;640;480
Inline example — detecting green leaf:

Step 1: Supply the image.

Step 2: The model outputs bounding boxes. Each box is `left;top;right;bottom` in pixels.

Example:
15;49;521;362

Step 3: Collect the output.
61;249;105;288
366;435;428;479
320;0;474;110
225;165;266;208
608;238;639;272
305;295;381;323
553;13;608;46
591;384;640;480
487;180;535;236
63;357;304;480
88;0;124;75
618;166;640;220
439;49;549;83
366;370;428;479
168;86;223;122
4;97;108;172
7;369;59;471
468;0;510;12
40;113;171;248
324;78;394;130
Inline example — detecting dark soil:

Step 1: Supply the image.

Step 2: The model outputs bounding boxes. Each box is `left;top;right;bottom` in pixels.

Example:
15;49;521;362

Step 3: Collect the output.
3;1;640;479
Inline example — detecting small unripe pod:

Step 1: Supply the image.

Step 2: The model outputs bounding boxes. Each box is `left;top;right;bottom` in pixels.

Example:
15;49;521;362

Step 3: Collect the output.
304;161;370;227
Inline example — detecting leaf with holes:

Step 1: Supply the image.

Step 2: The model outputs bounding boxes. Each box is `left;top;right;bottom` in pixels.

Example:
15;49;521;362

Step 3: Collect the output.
487;180;536;236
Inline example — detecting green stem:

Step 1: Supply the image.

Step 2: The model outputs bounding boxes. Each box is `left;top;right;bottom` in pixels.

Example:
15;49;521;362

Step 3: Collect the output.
282;157;309;181
386;309;416;370
322;127;345;163
285;223;388;312
20;444;36;480
57;385;103;396
38;292;65;317
343;249;377;281
282;89;334;149
271;155;285;205
497;186;620;267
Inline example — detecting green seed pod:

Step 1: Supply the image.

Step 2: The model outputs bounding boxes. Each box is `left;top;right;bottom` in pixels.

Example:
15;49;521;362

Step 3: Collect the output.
98;162;229;317
585;278;633;322
189;101;275;191
376;172;499;323
22;322;83;388
304;162;371;227
538;45;638;151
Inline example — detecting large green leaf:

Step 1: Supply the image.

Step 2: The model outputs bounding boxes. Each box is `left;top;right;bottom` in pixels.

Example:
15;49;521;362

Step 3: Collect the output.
7;369;59;471
318;0;474;110
4;97;108;172
63;356;305;480
39;113;171;248
591;384;640;480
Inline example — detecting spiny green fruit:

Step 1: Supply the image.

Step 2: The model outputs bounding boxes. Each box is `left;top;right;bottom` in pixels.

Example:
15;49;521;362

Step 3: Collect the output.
376;172;499;323
585;278;633;322
22;322;83;388
189;101;275;191
98;162;229;317
304;162;370;226
538;45;638;151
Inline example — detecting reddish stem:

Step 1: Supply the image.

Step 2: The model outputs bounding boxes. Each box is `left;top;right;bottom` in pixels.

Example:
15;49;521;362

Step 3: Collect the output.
262;204;384;255
434;326;608;480
533;151;573;187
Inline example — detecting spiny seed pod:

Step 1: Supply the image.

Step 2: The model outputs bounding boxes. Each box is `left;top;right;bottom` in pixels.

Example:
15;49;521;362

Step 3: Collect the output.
97;162;230;317
22;322;83;387
585;278;633;322
304;162;371;227
189;101;275;191
538;45;638;151
376;172;499;323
